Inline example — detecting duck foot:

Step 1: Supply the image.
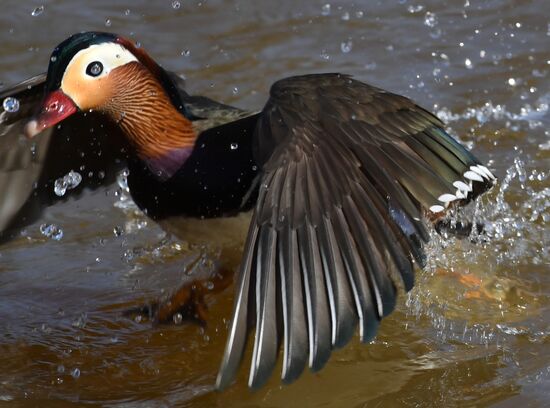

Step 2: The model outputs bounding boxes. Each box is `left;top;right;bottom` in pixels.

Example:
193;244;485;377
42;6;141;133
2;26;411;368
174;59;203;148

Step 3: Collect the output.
124;266;234;326
155;282;209;326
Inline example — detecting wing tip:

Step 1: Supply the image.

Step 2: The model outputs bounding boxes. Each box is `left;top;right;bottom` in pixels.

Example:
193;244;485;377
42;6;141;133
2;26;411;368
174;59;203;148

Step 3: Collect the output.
215;357;237;391
281;356;307;385
428;164;497;215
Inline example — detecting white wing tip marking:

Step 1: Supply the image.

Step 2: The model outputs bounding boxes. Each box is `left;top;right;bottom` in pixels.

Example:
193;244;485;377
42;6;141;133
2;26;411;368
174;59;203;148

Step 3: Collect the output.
464;170;484;183
469;165;497;182
453;180;472;192
438;193;457;203
429;204;445;213
455;189;467;199
430;165;496;214
477;165;497;181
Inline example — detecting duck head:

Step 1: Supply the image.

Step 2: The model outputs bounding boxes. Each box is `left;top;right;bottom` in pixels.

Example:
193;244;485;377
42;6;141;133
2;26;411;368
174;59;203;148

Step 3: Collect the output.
25;32;196;179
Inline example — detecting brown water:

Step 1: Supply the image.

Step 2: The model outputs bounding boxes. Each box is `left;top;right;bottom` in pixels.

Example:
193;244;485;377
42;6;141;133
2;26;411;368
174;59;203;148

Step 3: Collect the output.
0;1;549;406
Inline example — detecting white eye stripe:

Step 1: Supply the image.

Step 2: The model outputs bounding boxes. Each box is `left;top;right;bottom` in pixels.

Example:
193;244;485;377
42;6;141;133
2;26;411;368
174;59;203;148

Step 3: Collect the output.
61;42;137;85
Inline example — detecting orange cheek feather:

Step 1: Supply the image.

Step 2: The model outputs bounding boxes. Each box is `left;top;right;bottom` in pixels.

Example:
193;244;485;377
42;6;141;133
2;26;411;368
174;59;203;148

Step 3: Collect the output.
61;58;113;111
63;77;112;111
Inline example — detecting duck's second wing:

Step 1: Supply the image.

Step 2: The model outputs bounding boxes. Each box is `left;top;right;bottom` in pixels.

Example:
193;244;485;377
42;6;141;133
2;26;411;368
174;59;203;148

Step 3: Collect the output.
0;74;51;236
216;74;496;389
0;74;127;240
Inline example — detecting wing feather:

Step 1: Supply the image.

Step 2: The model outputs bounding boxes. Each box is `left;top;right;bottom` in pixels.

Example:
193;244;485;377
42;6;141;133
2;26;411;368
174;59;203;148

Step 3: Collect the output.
279;224;307;383
216;73;496;389
249;226;279;389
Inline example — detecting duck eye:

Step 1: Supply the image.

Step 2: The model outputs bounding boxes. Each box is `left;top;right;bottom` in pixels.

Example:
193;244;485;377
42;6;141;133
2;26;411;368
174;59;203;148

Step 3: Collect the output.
86;61;104;77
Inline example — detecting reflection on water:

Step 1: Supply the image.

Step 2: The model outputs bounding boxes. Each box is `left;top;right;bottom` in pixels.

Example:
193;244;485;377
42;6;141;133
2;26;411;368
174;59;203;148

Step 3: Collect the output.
0;0;548;406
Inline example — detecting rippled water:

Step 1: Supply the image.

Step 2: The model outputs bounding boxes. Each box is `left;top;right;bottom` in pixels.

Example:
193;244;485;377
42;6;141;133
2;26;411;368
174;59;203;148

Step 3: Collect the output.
0;1;548;406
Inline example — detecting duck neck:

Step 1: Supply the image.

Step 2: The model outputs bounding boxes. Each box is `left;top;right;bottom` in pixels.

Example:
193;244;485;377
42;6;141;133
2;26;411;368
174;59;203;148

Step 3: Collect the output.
105;62;196;179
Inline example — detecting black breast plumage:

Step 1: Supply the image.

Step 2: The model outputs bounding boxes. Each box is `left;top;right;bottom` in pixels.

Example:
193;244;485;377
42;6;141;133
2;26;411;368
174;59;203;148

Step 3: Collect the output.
127;114;261;219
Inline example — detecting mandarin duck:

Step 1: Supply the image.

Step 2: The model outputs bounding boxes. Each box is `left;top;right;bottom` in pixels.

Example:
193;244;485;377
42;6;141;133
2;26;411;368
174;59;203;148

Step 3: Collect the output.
0;32;496;389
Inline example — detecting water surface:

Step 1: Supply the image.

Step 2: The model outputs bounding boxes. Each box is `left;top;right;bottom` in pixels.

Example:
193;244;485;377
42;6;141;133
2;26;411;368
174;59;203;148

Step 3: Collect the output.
0;1;548;406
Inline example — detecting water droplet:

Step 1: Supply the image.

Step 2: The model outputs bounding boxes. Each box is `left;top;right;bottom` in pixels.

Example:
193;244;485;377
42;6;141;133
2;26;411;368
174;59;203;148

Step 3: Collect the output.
321;4;331;16
31;6;44;16
71;368;80;379
407;4;424;13
50;55;57;63
181;49;190;57
365;62;377;71
430;28;442;39
54;170;82;197
172;1;181;9
341;11;350;21
464;58;473;69
424;11;438;28
117;170;129;190
105;19;111;27
173;313;183;324
113;226;124;237
124;9;131;16
232;87;238;94
341;39;353;53
230;142;239;150
507;77;517;86
40;223;63;241
355;11;364;18
320;49;330;60
2;97;19;113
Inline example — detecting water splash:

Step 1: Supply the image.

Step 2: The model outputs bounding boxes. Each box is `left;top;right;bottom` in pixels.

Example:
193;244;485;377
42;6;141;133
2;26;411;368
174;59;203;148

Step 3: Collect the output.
112;169;150;235
436;97;549;126
424;11;438;28
406;155;548;346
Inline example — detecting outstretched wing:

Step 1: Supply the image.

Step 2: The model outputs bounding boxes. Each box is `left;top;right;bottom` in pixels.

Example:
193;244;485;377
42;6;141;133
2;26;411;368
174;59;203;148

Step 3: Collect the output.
216;74;496;390
0;74;128;240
